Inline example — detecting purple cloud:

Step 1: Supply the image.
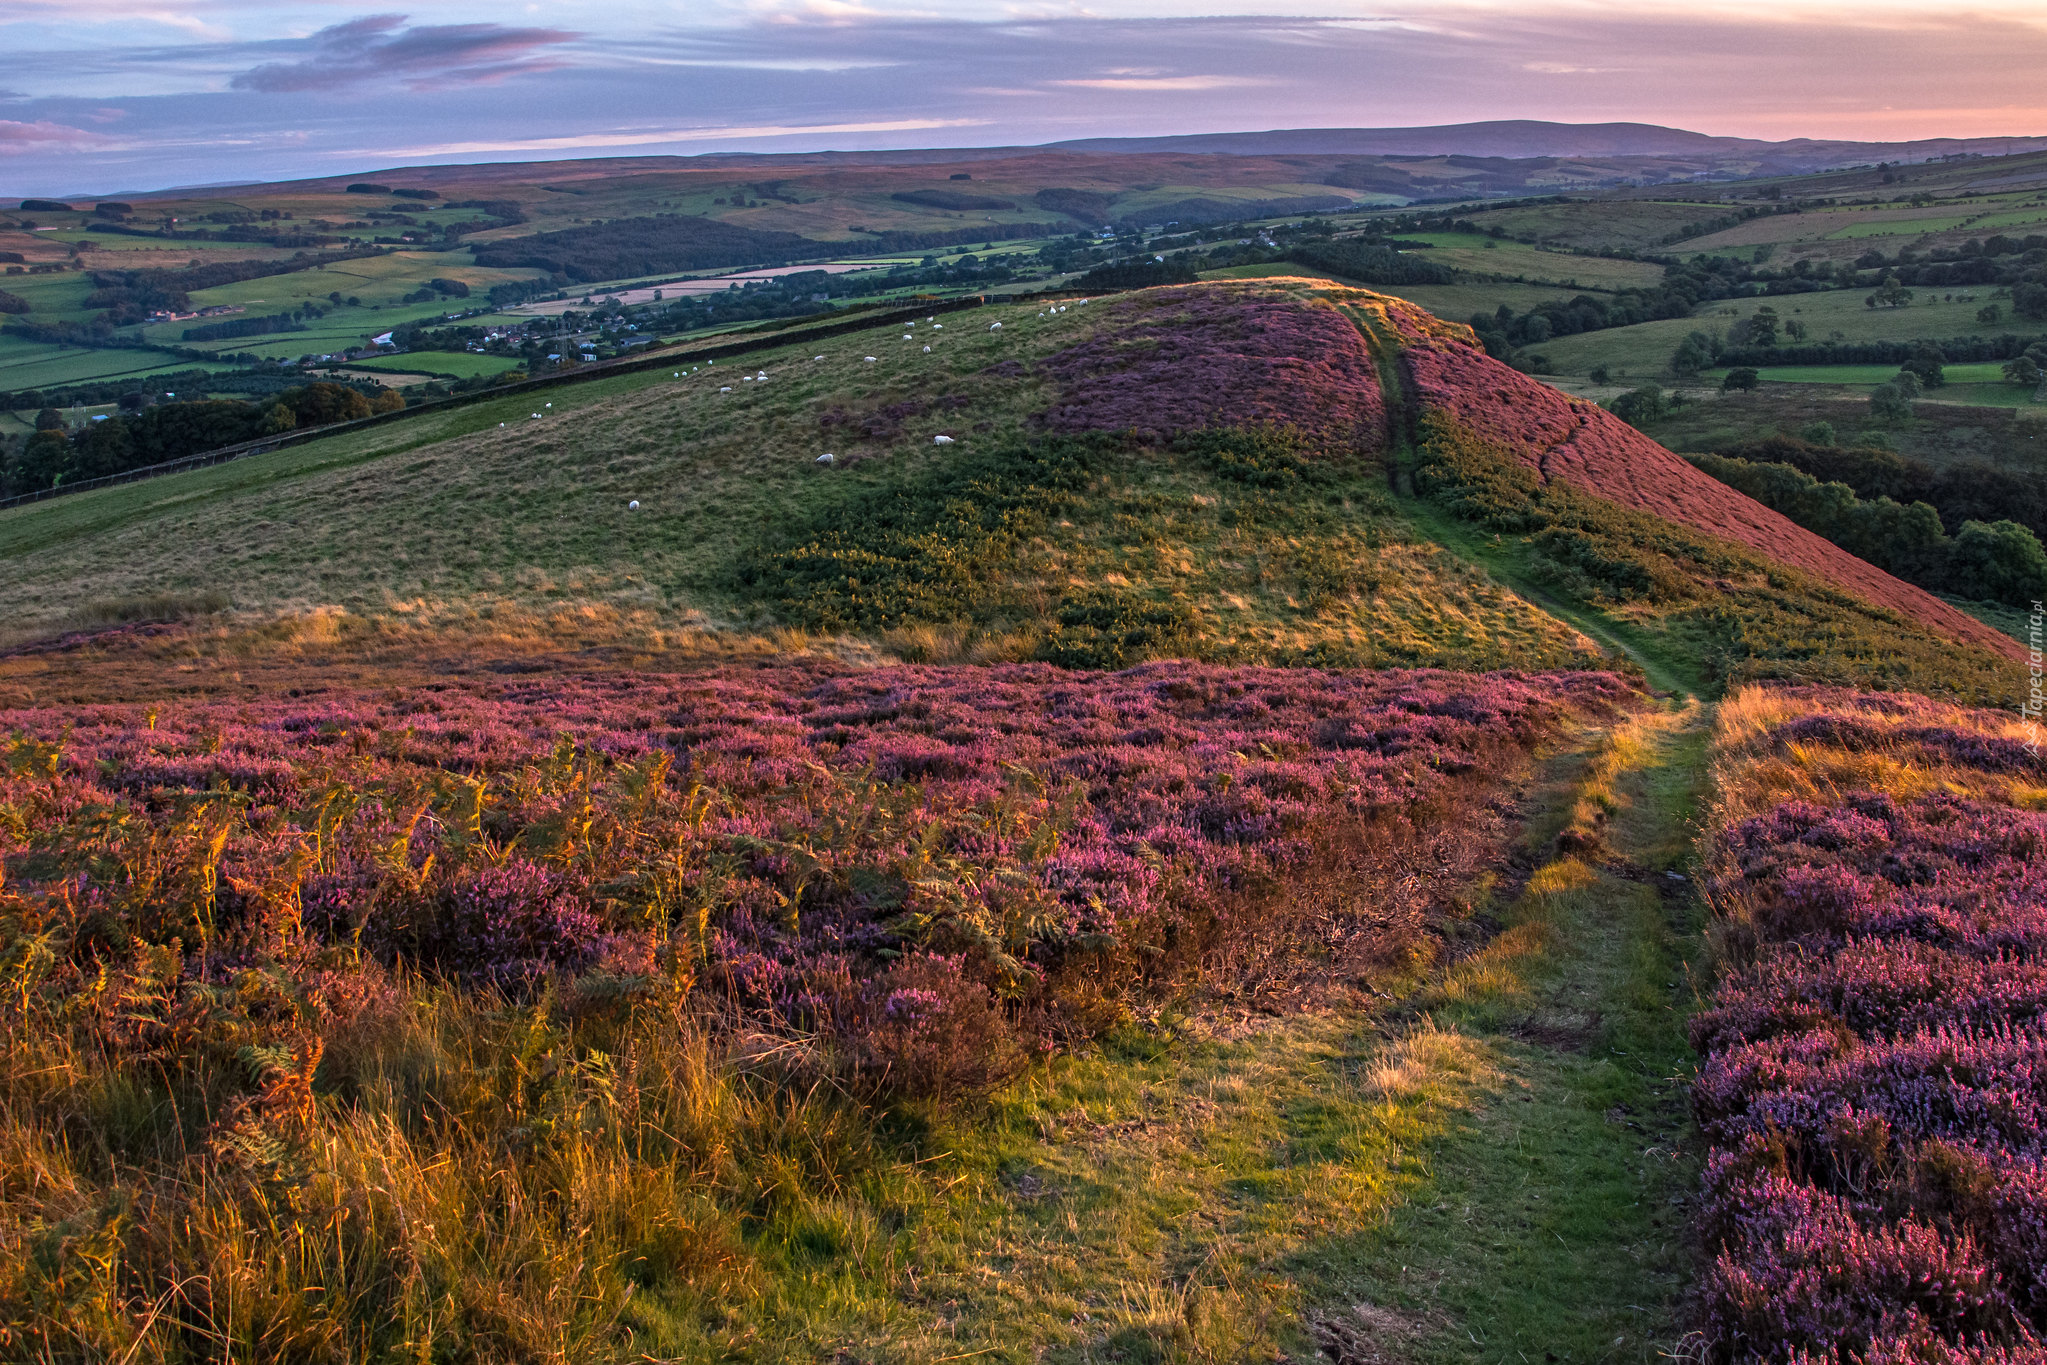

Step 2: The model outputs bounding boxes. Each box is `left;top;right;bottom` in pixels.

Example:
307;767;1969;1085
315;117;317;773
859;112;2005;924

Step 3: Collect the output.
0;119;113;155
231;14;580;94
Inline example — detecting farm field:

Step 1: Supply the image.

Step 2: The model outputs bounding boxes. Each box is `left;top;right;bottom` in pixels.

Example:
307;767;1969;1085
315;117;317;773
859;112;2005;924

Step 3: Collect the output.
0;333;243;391
2;263;2043;1363
344;349;520;379
1534;287;2039;379
1395;232;1666;289
1720;362;2016;385
1640;385;2047;470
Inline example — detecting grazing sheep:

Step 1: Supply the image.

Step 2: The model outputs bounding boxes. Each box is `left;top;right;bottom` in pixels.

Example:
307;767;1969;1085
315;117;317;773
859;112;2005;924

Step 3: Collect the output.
628;500;640;510
816;452;835;464
989;322;1001;330
923;345;931;352
865;356;877;362
719;386;731;392
933;435;954;445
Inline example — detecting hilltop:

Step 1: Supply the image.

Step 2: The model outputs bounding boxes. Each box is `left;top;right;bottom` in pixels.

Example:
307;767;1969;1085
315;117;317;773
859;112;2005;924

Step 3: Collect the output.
0;278;2021;703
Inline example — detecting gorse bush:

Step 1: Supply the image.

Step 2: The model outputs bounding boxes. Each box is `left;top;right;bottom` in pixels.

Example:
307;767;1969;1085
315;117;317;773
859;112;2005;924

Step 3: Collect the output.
736;435;1101;633
736;426;1435;670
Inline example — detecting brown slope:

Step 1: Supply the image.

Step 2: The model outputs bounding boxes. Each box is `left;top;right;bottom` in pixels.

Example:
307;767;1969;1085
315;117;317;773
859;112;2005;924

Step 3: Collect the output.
1399;334;2024;662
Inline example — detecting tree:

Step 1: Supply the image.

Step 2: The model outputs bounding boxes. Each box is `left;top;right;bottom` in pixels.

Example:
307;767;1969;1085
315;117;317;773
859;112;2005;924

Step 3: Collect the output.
1978;303;2004;326
1902;342;1946;389
1946;519;2047;604
1736;307;1780;348
1722;367;1761;392
1799;421;1837;446
1669;334;1712;377
2005;356;2045;388
1870;374;1918;423
1784;319;1808;342
1867;272;1913;309
281;382;374;427
34;407;63;432
1607;386;1668;427
2015;283;2047;323
16;429;71;491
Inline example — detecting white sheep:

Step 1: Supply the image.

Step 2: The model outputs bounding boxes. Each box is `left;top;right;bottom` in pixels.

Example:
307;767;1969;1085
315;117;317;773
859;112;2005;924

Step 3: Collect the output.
814;355;824;361
816;452;835;464
989;322;1001;330
932;324;943;330
923;345;931;353
903;334;913;341
628;500;640;510
864;356;877;362
719;386;732;392
933;435;954;445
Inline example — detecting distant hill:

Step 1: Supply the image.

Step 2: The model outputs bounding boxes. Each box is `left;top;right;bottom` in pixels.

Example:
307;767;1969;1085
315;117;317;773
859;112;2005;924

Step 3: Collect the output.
1048;121;2047;173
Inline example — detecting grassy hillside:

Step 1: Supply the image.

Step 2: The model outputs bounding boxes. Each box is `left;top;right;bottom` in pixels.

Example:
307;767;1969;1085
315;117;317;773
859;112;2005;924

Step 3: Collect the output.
2;278;2020;708
0;287;1601;676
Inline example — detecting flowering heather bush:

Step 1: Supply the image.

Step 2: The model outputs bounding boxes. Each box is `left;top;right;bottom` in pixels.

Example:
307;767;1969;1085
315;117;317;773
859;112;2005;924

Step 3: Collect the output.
1403;343;2021;663
1037;282;1385;449
1694;688;2047;1361
0;662;1629;1099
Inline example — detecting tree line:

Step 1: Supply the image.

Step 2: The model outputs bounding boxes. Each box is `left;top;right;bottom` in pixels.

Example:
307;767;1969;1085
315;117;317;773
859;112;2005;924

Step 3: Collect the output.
1;383;403;497
1690;449;2047;606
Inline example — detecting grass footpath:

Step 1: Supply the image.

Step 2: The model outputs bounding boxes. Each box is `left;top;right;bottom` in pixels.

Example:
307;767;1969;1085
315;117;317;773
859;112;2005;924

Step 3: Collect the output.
721;702;1712;1363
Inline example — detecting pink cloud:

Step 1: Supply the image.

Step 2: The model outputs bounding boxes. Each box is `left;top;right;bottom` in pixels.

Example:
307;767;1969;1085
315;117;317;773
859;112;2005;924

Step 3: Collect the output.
0;120;114;155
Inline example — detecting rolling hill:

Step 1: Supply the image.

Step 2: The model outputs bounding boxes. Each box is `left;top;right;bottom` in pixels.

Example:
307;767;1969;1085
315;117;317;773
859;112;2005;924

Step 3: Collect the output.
0;278;2020;699
2;272;2037;1363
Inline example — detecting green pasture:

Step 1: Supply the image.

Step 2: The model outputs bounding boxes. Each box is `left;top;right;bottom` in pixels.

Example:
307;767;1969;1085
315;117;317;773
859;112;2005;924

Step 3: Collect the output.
1721;362;2015;385
348;350;519;379
1536;287;2041;378
1828;214;1977;240
0;336;241;394
1396;232;1664;289
1445;199;1715;253
0;271;96;320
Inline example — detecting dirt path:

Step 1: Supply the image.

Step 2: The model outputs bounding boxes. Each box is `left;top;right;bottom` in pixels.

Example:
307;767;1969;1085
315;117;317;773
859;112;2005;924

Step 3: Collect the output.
764;702;1715;1363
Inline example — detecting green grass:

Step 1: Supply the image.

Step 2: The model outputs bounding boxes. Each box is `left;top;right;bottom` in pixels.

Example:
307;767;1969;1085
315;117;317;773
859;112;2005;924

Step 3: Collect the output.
347;349;520;379
1536;288;2034;379
1395;233;1665;290
1715;362;2016;385
0;335;243;393
0;678;1716;1362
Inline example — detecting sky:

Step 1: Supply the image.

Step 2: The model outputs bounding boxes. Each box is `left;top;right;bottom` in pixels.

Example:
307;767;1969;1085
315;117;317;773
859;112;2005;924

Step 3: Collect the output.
3;0;2047;196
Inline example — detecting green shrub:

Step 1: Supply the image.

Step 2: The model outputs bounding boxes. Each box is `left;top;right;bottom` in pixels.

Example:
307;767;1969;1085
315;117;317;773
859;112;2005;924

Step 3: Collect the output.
1947;519;2047;604
1039;589;1194;667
